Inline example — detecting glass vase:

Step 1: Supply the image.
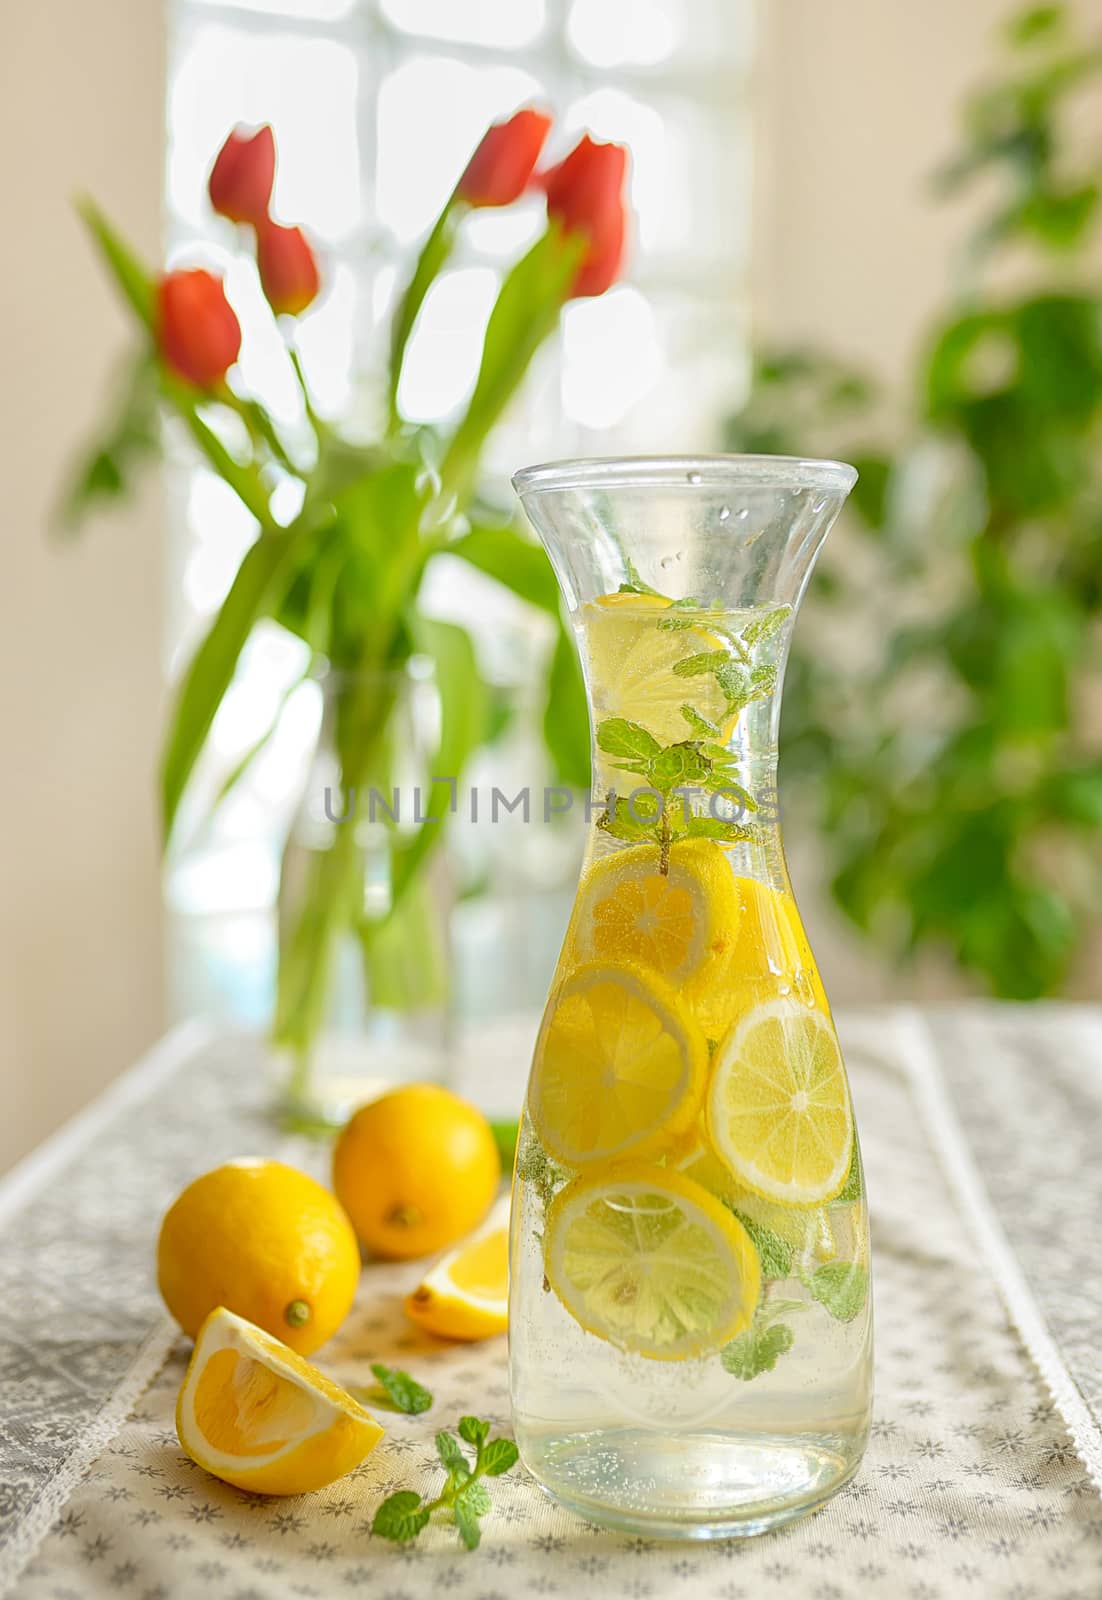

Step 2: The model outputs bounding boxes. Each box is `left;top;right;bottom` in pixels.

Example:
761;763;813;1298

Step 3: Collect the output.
508;455;872;1539
276;663;451;1129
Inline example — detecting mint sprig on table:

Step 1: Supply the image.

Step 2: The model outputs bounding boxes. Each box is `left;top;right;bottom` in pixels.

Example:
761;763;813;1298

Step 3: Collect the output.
369;1363;433;1415
373;1415;520;1550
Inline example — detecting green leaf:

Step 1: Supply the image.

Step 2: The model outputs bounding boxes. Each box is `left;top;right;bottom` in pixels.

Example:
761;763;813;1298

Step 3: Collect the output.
480;1438;520;1477
389;206;460;424
647;744;710;792
369;1363;433;1416
455;1479;492;1514
56;351;161;534
544;623;591;789
458;1416;491;1448
681;816;755;844
436;1432;471;1480
453;1499;482;1550
372;1490;431;1543
673;650;730;680
681;705;719;738
598;795;663;842
76;195;156;328
721;1318;795;1381
597;718;662;761
443;225;583;497
806;1261;869;1322
729;1209;793;1281
450;521;560;612
740;606;791;646
160;512;323;841
389;616;488;912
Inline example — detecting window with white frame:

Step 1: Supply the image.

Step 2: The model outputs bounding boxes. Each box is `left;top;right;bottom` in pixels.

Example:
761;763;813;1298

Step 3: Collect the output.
164;0;753;1020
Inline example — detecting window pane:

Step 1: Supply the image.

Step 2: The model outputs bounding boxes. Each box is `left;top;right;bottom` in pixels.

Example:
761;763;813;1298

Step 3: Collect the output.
568;0;751;70
168;21;361;242
376;56;542;243
561;288;663;431
380;0;547;49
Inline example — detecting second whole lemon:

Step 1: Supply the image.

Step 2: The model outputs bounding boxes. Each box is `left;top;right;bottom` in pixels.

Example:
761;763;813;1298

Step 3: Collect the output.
333;1084;500;1260
157;1160;361;1356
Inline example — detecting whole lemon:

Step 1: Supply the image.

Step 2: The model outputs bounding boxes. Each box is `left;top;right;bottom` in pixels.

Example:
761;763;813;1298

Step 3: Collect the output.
157;1160;360;1355
333;1084;500;1260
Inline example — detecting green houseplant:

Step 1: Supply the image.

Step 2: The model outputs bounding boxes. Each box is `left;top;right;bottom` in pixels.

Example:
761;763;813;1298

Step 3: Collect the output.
728;2;1102;998
64;112;629;1100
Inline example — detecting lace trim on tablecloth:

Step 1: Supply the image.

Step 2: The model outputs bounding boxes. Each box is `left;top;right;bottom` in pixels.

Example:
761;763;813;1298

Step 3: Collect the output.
895;1008;1102;1494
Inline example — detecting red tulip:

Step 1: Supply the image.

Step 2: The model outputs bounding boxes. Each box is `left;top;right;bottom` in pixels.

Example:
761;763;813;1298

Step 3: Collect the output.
544;134;629;298
157;269;241;388
208;125;275;226
256;220;320;316
457;107;552;208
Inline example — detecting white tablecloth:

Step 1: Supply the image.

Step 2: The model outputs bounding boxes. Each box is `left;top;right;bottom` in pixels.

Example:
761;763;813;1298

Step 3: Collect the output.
1;1007;1101;1599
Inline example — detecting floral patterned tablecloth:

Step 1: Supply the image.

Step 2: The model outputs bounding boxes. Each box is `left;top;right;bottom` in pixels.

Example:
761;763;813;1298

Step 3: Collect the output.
1;1007;1101;1600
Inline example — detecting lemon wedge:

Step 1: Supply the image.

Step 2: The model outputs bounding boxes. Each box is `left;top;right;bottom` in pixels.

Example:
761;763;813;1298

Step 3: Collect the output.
528;961;706;1166
405;1226;509;1342
544;1163;760;1360
584;592;736;746
707;1000;853;1205
177;1307;383;1495
571;838;739;991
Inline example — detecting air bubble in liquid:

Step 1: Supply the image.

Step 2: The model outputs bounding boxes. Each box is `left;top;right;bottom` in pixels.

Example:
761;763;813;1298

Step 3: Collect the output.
718;505;731;522
687;471;703;485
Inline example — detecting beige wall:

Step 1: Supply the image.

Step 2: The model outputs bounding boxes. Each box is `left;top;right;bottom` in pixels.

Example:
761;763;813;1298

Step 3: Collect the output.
752;0;1019;1001
0;2;166;1172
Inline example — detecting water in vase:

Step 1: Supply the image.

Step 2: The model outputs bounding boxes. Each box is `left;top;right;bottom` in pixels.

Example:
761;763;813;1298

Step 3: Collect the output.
508;456;873;1540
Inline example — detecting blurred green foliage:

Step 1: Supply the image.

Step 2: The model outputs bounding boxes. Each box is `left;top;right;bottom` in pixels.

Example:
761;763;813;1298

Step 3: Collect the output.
726;4;1102;998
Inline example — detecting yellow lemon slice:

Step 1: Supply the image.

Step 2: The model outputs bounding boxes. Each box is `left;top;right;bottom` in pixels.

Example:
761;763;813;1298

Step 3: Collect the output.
707;1000;853;1205
528;962;706;1166
544;1163;761;1360
677;1145;836;1261
584;592;736;746
177;1308;383;1495
405;1226;509;1342
571;838;740;988
694;878;830;1041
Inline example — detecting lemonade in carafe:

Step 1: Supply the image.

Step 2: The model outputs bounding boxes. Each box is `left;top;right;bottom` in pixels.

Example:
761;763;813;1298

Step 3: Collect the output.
509;457;872;1539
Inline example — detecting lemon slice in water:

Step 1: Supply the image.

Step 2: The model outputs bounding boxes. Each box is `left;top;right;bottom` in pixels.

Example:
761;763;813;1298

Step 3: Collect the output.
528;962;706;1167
585;592;736;745
544;1163;760;1360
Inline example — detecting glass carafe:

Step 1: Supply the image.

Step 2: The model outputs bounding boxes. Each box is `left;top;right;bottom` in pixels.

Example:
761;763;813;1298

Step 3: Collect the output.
509;455;872;1539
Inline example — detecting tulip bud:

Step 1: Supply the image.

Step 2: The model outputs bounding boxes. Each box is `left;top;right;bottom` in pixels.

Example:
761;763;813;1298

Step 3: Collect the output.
255;220;320;316
208;125;275;226
157;269;242;389
457;107;553;208
544;134;629;298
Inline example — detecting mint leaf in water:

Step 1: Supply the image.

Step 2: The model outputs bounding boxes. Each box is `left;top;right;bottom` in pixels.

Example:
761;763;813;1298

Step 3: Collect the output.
597;717;663;761
730;1208;794;1281
369;1363;433;1415
740;605;791;646
680;704;720;737
807;1261;869;1322
722;1318;795;1381
373;1490;431;1542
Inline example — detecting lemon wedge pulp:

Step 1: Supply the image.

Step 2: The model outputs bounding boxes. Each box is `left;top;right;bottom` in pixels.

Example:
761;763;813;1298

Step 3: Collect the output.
177;1308;383;1495
405;1226;509;1342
